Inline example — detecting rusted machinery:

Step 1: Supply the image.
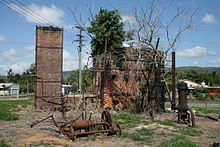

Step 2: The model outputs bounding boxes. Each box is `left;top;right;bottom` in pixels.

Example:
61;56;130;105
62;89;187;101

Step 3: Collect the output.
30;110;121;140
176;82;195;127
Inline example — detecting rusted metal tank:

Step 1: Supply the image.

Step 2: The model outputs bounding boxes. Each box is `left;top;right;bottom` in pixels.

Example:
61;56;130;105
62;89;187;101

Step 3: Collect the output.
178;82;188;110
72;120;93;129
177;82;195;127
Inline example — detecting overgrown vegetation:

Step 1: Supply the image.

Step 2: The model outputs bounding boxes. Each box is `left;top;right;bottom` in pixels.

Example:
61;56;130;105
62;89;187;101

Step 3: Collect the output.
122;128;153;144
181;128;201;136
0;140;11;147
112;111;200;146
112;111;151;128
156;120;176;126
0;98;33;121
159;135;199;147
194;107;220;114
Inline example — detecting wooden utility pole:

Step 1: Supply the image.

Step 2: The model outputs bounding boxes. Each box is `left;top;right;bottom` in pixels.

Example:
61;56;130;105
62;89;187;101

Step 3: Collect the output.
75;26;86;118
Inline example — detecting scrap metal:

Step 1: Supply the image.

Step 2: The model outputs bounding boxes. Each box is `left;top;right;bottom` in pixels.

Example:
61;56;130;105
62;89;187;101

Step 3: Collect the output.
30;110;121;141
176;82;196;127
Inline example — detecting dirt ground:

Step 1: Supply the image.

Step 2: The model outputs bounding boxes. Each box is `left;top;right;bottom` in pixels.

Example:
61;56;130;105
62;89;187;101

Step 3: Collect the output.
0;105;219;147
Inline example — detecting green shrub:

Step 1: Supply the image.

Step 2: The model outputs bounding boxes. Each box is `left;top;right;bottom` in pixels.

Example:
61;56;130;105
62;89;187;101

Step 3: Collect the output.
0;140;11;147
194;92;208;100
201;88;209;93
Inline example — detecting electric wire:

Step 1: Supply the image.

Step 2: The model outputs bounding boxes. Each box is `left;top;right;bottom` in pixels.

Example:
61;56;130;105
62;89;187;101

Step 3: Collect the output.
0;0;74;41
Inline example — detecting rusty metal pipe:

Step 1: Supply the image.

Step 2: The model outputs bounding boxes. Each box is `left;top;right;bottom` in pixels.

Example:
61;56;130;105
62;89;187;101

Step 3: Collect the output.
171;51;176;110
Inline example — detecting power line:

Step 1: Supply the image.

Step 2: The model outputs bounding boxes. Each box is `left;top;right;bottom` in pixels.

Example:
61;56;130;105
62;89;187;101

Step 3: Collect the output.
0;0;74;41
14;0;74;37
0;0;45;25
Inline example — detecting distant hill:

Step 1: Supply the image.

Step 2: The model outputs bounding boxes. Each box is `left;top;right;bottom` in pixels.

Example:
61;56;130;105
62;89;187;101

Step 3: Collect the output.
166;66;220;73
176;66;220;73
1;66;220;79
63;71;73;80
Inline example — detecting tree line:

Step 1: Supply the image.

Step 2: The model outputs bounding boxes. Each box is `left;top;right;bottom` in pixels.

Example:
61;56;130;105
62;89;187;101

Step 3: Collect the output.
0;64;35;94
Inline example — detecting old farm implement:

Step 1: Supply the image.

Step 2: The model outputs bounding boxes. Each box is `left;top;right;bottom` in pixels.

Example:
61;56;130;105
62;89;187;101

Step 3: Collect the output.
30;110;121;141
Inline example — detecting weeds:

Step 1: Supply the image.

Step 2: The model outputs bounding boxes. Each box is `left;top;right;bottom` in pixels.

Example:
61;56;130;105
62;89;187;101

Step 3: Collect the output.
194;107;220;114
156;120;175;126
122;128;153;144
0;99;33;121
112;112;151;128
181;128;201;136
0;140;11;147
159;135;199;147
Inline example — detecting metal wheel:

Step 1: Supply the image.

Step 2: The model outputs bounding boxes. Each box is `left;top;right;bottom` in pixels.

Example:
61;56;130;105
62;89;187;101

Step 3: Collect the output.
69;126;77;141
114;124;122;137
101;110;112;126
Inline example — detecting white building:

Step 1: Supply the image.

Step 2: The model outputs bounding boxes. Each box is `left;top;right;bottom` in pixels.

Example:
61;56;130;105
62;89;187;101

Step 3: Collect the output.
0;83;19;97
62;84;73;95
179;79;202;88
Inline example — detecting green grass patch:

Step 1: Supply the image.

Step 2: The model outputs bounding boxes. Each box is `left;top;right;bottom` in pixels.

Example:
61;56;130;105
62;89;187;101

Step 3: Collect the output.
181;128;201;136
0;99;33;121
194;107;220;114
0;140;11;147
112;112;151;128
122;128;153;144
159;135;199;147
156;120;176;126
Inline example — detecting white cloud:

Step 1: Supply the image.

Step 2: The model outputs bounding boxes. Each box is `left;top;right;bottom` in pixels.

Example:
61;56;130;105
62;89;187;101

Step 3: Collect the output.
177;46;214;57
25;45;35;51
0;46;35;75
218;58;220;62
201;14;215;24
7;3;64;26
0;34;6;43
63;24;74;30
1;49;20;62
122;15;135;23
9;63;30;74
63;50;78;71
193;61;198;65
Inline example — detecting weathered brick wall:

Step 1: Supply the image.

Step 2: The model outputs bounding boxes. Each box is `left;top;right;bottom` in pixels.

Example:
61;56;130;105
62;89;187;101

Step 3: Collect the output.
35;26;63;110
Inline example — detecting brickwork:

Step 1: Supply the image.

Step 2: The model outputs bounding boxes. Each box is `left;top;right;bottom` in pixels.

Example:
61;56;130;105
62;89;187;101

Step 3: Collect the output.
35;26;63;110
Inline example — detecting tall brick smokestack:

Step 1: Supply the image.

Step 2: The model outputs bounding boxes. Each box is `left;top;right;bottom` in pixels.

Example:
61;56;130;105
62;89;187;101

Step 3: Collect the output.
35;26;63;110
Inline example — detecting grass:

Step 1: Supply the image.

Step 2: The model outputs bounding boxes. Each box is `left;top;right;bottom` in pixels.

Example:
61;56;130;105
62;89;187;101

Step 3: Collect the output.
112;111;151;128
159;135;199;147
194;107;220;114
0;140;11;147
112;112;154;144
181;128;201;136
122;128;153;143
0;98;33;121
156;120;176;126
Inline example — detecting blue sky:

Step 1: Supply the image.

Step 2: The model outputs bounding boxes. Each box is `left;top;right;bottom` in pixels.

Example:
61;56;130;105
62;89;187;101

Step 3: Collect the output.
0;0;219;75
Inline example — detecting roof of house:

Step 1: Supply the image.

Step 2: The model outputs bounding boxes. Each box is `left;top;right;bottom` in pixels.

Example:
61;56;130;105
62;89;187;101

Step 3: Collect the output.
0;83;13;89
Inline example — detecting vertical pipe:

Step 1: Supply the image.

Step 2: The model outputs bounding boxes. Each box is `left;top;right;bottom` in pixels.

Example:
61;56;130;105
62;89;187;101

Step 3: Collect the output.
171;51;176;110
79;29;82;96
35;26;38;109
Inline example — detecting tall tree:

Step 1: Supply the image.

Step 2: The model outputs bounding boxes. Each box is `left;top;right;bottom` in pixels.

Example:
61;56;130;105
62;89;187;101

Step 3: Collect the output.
88;8;126;56
124;0;198;113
